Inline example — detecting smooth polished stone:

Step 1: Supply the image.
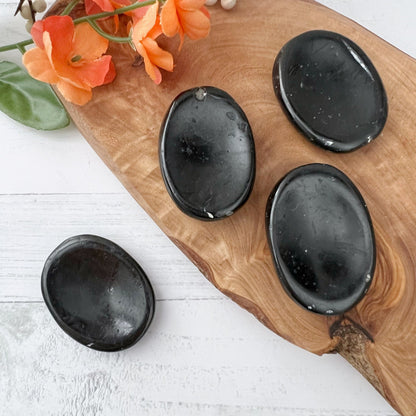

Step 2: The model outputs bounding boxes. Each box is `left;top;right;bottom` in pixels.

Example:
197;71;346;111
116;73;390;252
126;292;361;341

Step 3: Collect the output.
273;30;388;152
41;235;155;351
160;86;255;220
266;164;375;315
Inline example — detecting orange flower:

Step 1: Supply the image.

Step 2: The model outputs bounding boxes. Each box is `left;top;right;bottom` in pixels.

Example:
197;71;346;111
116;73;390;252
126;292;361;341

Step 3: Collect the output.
160;0;210;48
23;15;116;105
132;2;174;85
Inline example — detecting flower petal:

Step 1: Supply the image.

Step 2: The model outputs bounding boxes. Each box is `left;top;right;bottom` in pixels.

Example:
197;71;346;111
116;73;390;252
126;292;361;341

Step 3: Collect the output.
85;0;106;14
200;5;210;18
73;55;114;88
22;47;59;84
130;0;151;22
132;1;159;42
141;38;174;72
136;42;162;84
57;79;92;105
72;22;109;61
43;32;86;88
179;8;210;40
102;60;116;85
88;0;114;12
30;21;45;49
147;16;163;40
178;26;185;51
177;0;206;10
43;16;74;65
160;0;179;38
43;32;77;85
110;0;130;7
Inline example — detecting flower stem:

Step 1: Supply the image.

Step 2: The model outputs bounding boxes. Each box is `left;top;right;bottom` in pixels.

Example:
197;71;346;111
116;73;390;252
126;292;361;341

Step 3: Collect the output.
62;0;81;16
0;39;33;53
73;0;156;24
87;19;132;43
16;44;27;54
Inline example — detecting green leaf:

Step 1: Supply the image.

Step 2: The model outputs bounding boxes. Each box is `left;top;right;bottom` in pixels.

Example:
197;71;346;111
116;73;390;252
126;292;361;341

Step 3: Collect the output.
0;60;70;130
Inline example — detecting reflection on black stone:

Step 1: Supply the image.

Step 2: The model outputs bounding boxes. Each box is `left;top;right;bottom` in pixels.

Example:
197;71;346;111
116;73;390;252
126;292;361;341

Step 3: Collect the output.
273;30;388;152
179;136;211;164
41;235;155;351
160;86;255;220
266;164;376;315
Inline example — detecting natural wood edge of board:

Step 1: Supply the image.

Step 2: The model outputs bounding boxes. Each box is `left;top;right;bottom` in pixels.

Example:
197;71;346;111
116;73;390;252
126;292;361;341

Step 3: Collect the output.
331;319;388;399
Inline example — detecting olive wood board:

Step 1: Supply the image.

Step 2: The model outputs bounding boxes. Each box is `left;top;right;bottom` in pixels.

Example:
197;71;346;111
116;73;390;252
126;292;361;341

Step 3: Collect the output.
51;0;416;414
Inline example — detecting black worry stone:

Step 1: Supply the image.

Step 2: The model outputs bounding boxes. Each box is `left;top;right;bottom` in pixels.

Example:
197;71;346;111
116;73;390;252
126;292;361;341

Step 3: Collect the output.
273;30;388;152
41;235;155;351
159;86;256;220
266;164;376;315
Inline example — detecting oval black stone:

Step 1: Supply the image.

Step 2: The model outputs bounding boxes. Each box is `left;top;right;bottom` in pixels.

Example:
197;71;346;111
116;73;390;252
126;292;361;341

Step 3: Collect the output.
159;86;256;220
266;164;376;315
41;235;155;351
273;30;388;152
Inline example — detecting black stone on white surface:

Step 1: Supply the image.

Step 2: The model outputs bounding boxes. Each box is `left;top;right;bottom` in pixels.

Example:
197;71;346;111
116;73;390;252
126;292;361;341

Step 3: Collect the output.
41;235;155;351
266;164;376;315
159;86;256;220
273;30;388;152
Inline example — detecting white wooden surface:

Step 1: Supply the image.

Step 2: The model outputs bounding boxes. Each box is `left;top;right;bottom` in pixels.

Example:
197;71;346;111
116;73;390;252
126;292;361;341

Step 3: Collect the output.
0;1;414;414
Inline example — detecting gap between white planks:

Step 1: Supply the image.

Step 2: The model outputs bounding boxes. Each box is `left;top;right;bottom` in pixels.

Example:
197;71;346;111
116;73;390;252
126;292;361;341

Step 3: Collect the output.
0;193;218;302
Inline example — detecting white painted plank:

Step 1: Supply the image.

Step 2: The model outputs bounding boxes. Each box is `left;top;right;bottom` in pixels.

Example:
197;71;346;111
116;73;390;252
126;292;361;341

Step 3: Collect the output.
318;0;416;59
0;193;216;302
0;1;124;194
0;119;125;194
0;301;398;415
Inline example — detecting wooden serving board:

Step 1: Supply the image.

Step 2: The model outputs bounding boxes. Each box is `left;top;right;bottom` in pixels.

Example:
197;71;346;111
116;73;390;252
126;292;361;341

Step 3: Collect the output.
56;0;416;414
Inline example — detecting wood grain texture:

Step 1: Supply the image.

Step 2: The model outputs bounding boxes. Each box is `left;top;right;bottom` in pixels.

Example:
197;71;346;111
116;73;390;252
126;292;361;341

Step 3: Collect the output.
48;0;416;414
